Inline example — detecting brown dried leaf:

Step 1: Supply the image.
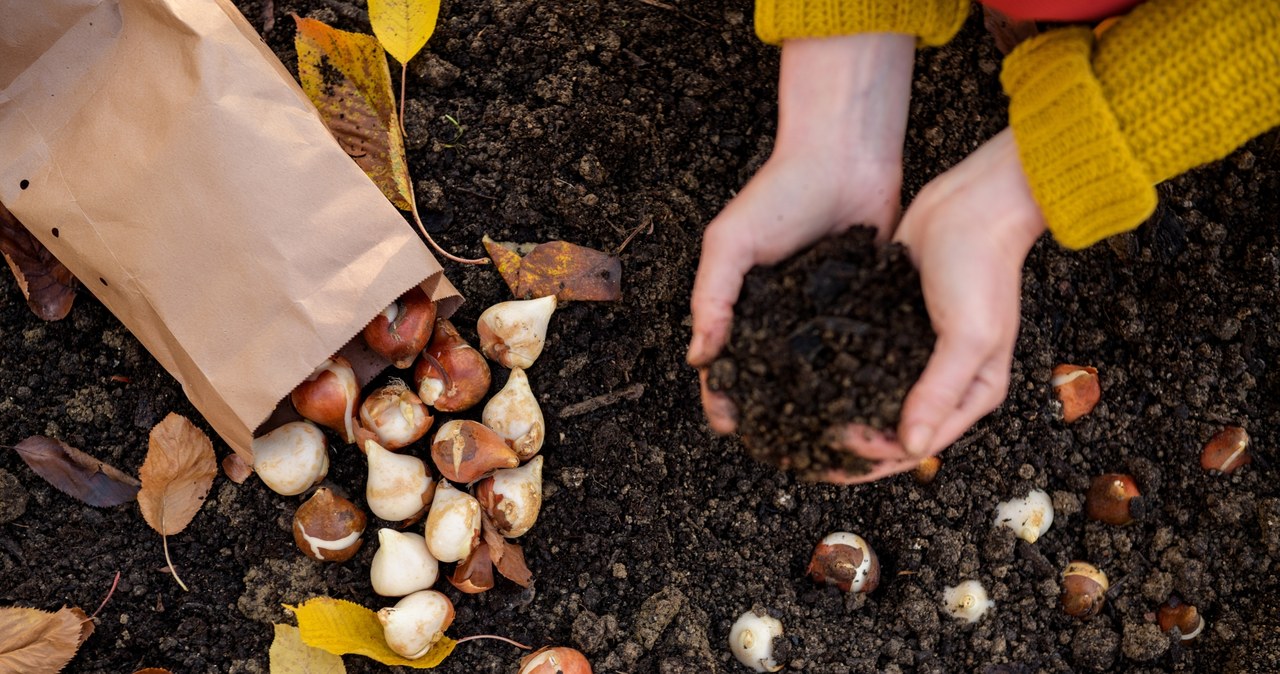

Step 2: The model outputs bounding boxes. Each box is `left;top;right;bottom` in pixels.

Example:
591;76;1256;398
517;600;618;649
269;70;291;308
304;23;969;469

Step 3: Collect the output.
220;453;253;484
982;6;1039;54
480;514;506;564
137;414;217;536
494;540;532;588
68;608;93;647
0;201;76;321
0;606;85;673
11;437;140;507
483;236;622;302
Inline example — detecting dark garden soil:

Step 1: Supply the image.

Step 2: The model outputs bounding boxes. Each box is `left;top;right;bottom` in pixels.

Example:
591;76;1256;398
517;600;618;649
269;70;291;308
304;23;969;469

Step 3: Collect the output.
707;229;934;479
3;1;1280;673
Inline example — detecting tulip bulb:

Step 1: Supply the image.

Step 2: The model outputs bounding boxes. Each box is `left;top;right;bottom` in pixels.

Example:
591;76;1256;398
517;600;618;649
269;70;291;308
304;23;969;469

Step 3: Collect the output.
370;529;440;597
360;381;433;450
477;295;557;369
729;610;783;673
362;286;437;369
377;590;454;660
365;440;436;522
807;532;879;593
475;456;543;538
430;420;519;484
995;489;1054;543
424;480;481;563
291;357;360;443
943;580;995;624
252;421;329;496
482;368;545;460
447;541;495;594
414;319;491;412
520;646;593;674
292;487;366;562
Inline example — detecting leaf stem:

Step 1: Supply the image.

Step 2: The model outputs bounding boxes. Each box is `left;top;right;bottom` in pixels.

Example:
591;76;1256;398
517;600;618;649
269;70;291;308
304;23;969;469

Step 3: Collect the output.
399;62;408;138
409;192;490;266
162;533;190;592
454;634;533;650
90;571;122;619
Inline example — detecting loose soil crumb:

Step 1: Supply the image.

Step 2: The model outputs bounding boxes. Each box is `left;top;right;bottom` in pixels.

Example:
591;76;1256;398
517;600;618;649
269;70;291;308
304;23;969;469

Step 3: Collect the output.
708;227;934;477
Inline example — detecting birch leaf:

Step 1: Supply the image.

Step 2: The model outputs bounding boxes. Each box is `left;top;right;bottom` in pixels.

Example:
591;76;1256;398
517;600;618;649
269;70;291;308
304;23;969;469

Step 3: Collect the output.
11;436;140;507
287;597;455;668
137;414;217;536
0;200;76;321
368;0;441;65
270;624;346;674
294;16;412;210
0;606;85;674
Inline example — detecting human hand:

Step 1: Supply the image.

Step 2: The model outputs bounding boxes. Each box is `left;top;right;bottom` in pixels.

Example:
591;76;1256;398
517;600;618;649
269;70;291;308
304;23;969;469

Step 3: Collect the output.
687;32;916;435
830;128;1046;481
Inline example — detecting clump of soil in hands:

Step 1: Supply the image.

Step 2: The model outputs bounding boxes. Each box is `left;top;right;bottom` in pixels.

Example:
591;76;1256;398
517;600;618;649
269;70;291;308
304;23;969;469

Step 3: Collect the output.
707;227;936;479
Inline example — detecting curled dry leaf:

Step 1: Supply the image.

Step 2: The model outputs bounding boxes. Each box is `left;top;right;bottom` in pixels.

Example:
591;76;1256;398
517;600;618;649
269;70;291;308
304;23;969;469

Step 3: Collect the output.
137;414;218;591
12;436;140;507
287;597;455;668
483;236;622;302
0;201;77;321
0;606;87;674
270;624;346;674
220;453;253;484
294;16;412;210
494;540;533;588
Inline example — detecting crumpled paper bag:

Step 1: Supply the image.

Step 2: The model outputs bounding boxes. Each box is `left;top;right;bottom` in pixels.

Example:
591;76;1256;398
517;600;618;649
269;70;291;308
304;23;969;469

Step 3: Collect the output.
0;0;461;458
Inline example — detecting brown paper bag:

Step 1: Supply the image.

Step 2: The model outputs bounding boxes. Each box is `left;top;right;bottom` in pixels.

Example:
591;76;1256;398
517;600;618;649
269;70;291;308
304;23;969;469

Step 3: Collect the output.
0;0;461;458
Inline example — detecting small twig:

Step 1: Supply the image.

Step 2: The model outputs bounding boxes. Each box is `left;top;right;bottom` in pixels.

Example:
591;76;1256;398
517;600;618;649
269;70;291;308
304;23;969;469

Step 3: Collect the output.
451;185;497;201
634;0;709;27
89;571;122;620
614;218;654;255
559;383;645;418
162;534;189;592
409;189;489;265
454;634;533;650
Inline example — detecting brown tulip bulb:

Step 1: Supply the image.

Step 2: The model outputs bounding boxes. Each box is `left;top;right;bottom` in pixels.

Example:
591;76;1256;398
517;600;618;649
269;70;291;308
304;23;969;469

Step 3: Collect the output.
1157;596;1205;642
447;541;495;594
1201;426;1251;474
291;356;360;443
807;532;880;593
362;286;437;369
519;646;593;674
292;488;366;562
413;319;491;412
912;456;941;485
1051;364;1100;423
430;420;519;484
1061;561;1109;619
359;381;433;450
1085;473;1143;526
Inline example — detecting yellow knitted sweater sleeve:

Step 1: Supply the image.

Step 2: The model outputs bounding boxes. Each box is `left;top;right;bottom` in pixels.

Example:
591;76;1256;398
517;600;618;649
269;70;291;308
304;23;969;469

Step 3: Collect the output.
1001;0;1280;250
754;0;971;47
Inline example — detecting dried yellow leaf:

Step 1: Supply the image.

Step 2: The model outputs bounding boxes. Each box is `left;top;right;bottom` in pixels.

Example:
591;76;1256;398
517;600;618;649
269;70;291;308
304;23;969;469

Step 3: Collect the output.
286;597;455;669
294;16;413;210
269;624;346;674
368;0;441;65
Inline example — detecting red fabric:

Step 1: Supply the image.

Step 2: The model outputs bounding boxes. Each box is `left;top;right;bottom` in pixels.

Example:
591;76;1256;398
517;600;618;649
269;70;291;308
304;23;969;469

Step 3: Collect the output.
980;0;1144;22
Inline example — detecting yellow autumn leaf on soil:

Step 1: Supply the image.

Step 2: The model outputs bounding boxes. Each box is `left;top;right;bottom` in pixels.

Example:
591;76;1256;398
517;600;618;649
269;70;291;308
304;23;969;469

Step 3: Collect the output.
294;16;413;210
270;624;346;674
286;597;455;668
368;0;441;65
482;235;623;302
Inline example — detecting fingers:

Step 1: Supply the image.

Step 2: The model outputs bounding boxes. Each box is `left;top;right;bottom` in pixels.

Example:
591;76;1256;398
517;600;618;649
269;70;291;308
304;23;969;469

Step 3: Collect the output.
829;423;906;461
898;331;992;457
926;357;1010;452
698;369;738;435
688;218;757;367
819;457;919;485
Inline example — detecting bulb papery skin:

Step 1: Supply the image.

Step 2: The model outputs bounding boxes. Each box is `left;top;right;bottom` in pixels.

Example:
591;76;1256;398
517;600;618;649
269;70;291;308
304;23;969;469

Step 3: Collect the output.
519;646;594;674
994;489;1054;543
943;580;995;624
447;541;495;594
474;456;543;538
365;440;435;522
729;610;784;673
377;590;455;660
807;531;879;593
290;357;361;443
370;529;440;597
362;286;437;369
424;480;482;563
482;367;546;460
430;420;519;484
414;319;491;412
252;421;330;496
360;381;433;450
477;295;557;369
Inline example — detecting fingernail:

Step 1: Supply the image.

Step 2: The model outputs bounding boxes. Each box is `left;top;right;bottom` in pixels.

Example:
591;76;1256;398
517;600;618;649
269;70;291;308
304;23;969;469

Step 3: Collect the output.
686;334;705;364
903;424;933;457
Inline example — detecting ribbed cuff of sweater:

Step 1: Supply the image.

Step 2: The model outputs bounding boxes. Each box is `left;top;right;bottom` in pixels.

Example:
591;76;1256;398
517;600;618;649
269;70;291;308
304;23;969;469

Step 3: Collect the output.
754;0;970;47
1001;27;1155;250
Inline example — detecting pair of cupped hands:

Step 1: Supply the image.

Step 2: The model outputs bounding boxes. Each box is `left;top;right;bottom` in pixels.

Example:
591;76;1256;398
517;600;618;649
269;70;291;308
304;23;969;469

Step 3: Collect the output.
688;34;1050;483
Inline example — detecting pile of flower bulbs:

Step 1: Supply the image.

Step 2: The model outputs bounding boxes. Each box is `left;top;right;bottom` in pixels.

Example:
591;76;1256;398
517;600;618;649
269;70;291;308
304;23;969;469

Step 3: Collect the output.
253;288;588;671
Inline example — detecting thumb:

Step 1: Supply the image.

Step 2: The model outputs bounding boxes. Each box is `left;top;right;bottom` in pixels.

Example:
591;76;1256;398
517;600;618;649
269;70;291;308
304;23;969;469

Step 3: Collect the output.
898;333;987;456
688;220;756;367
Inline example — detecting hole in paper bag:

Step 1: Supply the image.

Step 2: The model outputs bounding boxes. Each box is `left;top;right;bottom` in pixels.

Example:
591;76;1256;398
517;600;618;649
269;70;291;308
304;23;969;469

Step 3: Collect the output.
99;278;108;287
19;180;29;190
51;228;60;238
